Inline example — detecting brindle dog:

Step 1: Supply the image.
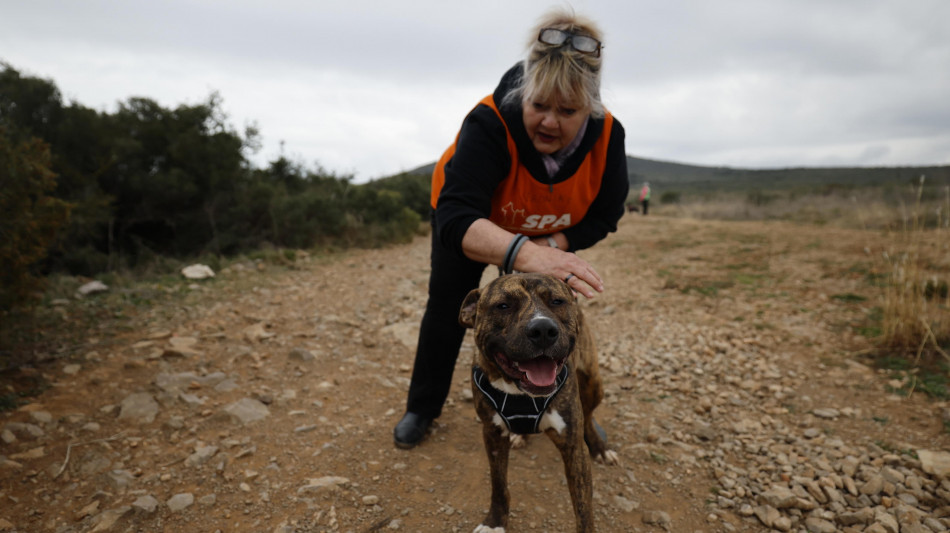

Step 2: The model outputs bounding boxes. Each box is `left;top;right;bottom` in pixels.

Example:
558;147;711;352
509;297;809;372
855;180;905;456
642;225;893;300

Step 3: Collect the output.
459;273;618;533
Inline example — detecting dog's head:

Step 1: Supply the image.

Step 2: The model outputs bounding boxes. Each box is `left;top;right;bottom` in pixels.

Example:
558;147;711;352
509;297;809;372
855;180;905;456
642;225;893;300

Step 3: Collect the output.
460;273;579;396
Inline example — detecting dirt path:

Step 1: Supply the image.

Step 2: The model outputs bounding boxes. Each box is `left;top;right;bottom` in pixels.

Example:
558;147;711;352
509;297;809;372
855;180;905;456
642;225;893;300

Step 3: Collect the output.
1;215;948;533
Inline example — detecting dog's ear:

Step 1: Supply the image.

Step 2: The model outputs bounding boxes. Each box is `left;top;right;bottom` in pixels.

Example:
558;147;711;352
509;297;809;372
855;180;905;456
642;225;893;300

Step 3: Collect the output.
458;288;481;328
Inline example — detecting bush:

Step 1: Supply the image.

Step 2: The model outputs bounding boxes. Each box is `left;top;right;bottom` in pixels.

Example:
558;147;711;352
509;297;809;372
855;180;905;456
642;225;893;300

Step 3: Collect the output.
0;129;72;309
660;191;681;204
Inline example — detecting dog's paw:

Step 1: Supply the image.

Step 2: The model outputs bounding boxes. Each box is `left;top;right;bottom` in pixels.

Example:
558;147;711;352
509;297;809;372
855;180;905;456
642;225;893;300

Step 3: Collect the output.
595;449;620;466
473;525;506;533
509;433;526;449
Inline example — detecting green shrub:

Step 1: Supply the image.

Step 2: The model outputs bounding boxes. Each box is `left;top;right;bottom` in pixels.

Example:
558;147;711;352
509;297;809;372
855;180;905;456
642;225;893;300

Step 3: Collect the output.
660;191;681;204
0;128;72;309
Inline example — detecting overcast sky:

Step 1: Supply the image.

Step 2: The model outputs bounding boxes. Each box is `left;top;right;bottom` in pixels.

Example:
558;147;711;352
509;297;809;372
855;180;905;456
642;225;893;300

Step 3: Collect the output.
3;0;949;181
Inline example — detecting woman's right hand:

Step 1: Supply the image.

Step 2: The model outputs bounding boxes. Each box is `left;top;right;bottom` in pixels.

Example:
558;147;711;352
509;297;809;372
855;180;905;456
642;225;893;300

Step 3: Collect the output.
514;241;603;298
460;218;604;298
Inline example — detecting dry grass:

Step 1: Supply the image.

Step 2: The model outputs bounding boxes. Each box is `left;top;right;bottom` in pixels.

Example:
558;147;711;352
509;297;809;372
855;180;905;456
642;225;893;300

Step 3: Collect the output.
878;178;950;366
652;179;950;378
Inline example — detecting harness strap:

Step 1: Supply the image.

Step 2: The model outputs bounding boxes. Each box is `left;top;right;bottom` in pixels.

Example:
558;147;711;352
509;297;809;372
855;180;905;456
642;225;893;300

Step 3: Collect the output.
472;365;569;434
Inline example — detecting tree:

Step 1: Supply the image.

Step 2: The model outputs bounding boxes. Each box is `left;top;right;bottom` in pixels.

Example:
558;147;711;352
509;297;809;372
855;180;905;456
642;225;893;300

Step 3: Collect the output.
0;127;72;309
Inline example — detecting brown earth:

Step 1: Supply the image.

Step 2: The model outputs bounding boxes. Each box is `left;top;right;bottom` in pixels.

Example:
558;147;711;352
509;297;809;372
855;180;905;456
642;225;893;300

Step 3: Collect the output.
1;214;948;532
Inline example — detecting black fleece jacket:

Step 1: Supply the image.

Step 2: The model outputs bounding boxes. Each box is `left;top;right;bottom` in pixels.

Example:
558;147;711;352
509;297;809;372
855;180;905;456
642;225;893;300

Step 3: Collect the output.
434;63;629;258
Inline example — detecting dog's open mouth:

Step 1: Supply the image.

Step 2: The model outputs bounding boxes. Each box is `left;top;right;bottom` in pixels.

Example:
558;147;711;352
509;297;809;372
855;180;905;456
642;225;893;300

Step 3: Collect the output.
493;352;564;394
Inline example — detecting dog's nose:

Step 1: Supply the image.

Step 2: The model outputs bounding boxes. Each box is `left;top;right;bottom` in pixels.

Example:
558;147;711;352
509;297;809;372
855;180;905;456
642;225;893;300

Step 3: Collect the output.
525;316;559;348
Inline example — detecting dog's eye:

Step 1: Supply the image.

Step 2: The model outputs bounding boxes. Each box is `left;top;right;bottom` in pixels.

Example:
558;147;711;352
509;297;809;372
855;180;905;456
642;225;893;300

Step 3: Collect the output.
551;298;566;306
495;302;510;310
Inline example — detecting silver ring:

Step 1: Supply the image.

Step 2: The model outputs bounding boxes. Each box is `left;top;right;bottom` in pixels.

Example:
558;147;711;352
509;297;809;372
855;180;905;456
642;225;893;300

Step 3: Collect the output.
564;274;575;283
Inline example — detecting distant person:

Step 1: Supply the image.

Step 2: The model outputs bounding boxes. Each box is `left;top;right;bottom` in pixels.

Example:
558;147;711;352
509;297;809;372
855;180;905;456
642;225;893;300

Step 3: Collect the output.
393;8;629;449
639;182;651;215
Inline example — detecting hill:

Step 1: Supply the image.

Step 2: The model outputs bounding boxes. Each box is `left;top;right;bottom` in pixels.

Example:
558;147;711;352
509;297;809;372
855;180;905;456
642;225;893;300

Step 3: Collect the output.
405;156;950;193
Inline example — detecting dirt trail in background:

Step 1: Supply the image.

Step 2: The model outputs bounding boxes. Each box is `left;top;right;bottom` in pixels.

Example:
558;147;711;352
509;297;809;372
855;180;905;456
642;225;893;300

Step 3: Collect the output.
1;215;948;533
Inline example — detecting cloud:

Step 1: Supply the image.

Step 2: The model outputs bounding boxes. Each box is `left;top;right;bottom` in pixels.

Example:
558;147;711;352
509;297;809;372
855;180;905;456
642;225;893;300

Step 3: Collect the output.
2;0;949;179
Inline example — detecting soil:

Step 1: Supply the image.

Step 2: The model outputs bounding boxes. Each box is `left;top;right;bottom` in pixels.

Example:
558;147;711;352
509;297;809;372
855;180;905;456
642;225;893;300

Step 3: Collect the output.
1;214;948;533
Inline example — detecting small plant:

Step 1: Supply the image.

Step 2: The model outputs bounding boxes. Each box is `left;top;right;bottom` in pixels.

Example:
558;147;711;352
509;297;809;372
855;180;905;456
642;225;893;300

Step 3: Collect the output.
649;451;668;464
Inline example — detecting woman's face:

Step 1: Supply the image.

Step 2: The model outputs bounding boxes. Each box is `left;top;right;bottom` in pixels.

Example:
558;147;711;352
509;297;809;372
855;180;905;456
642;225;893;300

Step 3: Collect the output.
522;95;590;155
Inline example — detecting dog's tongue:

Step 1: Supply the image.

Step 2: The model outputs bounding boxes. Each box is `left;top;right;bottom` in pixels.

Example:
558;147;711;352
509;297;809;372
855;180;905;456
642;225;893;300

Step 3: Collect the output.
520;358;558;387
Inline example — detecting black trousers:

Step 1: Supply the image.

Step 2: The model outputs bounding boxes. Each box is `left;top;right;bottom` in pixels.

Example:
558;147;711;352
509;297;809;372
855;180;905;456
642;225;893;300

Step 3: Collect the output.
405;230;487;420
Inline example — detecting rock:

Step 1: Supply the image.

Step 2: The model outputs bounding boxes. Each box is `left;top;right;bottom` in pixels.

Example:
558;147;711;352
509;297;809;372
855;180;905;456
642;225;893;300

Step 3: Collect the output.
104;469;136;491
220;398;270;425
837;507;873;526
0;519;13;531
614;495;639;512
812;408;840;419
918;449;950;477
754;505;781;528
244;322;275;343
117;392;159;424
297;476;350;494
76;450;113;476
88;506;131;532
289;348;315;361
132;495;159;514
77;280;108;296
873;509;898;533
10;446;45;460
773;515;792;532
860;474;884;496
804;516;837;533
380;322;418;350
691;422;717;441
641;510;671;530
29;411;52;425
185;445;219;467
76;500;100;520
894;505;925;532
3;422;44;440
166;493;194;513
181;264;215;279
759;486;798;509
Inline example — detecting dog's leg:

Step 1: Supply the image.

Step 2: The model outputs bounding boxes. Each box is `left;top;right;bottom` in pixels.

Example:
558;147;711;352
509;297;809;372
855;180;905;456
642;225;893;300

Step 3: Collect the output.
574;369;606;460
547;406;595;532
477;421;512;531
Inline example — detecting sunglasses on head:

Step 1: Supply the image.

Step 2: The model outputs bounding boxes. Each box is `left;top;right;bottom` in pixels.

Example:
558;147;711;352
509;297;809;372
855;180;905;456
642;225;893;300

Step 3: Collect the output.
538;28;602;57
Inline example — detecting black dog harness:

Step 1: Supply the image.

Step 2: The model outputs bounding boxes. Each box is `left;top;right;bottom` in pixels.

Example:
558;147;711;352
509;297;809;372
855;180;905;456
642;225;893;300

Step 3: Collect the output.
472;365;569;434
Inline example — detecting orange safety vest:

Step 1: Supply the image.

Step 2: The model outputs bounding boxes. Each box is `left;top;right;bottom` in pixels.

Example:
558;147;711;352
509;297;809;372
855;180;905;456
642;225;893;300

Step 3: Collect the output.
430;95;614;236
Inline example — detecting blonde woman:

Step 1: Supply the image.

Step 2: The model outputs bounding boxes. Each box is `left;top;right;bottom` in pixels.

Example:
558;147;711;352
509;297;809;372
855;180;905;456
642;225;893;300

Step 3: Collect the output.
395;9;628;448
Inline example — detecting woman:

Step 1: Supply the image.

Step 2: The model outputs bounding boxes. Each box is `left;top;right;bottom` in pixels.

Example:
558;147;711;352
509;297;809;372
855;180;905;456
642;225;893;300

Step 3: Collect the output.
395;9;629;448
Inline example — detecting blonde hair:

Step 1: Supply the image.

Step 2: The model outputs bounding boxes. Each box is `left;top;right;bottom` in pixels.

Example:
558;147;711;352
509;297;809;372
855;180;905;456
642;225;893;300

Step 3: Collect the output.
503;8;605;118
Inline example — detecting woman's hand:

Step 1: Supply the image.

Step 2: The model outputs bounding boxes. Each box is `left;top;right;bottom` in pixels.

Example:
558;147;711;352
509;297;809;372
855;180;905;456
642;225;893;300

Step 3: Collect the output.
514;241;603;298
461;219;604;298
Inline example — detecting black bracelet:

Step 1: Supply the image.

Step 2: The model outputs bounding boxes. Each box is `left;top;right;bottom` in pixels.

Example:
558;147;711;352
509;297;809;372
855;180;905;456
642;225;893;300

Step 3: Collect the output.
500;234;528;275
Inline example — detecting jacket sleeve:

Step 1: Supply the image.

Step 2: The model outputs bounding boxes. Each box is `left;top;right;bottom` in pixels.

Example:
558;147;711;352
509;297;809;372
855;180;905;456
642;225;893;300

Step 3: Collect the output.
433;104;511;257
560;119;629;252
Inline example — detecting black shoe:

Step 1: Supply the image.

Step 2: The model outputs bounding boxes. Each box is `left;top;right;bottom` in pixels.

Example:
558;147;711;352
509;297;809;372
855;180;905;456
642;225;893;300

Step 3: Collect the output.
394;412;431;449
